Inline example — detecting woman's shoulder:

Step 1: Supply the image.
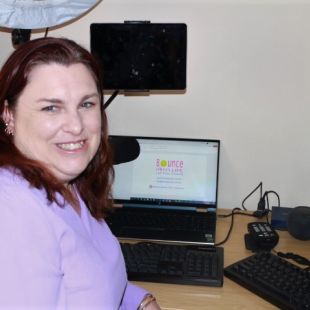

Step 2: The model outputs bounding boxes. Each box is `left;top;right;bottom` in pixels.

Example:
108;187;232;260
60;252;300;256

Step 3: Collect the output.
0;167;64;236
0;167;45;202
0;167;26;188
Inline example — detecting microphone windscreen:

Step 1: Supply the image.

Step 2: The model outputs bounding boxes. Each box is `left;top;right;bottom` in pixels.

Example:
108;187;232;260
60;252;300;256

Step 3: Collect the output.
109;136;140;165
287;206;310;241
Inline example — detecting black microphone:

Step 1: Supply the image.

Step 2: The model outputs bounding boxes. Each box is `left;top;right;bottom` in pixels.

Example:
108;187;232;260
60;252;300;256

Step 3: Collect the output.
109;136;140;165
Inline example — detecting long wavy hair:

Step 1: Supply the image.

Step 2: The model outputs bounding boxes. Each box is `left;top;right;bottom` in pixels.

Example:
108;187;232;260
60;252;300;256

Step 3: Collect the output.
0;37;114;219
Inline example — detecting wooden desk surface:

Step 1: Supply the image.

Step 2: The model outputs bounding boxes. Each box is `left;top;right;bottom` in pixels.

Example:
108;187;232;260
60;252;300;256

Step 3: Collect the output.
132;209;310;310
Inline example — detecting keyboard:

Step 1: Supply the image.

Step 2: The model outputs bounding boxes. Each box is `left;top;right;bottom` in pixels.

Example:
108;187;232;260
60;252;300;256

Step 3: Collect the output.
224;251;310;309
120;242;224;286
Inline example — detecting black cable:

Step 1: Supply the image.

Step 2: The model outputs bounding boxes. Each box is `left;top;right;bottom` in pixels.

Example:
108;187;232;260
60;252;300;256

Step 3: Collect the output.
276;251;310;269
254;190;280;221
216;208;255;246
215;208;238;246
217;208;255;219
44;28;49;37
265;190;280;209
104;90;119;109
241;182;262;211
265;193;270;222
216;184;281;246
216;183;264;246
218;186;309;271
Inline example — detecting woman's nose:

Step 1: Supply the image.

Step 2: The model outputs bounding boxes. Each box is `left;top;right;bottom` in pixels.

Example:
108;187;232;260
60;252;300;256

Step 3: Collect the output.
62;110;83;135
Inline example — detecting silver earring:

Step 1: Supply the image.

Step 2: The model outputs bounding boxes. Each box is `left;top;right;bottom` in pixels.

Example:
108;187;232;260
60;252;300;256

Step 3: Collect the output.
4;123;13;136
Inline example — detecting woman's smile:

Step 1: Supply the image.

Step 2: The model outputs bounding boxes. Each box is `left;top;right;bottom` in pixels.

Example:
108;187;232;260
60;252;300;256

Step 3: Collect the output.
56;140;86;152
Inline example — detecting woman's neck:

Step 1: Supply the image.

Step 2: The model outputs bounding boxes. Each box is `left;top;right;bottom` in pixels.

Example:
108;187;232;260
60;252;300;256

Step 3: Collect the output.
66;183;81;216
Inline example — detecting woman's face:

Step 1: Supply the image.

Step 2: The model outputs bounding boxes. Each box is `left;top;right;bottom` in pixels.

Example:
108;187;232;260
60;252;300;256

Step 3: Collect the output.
4;63;102;183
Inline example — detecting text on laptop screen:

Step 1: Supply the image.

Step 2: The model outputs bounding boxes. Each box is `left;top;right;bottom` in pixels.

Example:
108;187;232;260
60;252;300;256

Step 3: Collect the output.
112;137;220;208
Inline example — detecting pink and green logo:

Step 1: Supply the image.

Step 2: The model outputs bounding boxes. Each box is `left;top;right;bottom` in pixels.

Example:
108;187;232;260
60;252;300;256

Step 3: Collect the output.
156;158;184;175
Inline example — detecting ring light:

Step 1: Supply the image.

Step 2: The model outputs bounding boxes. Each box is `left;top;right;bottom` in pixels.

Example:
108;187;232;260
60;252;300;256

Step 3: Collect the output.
0;0;100;29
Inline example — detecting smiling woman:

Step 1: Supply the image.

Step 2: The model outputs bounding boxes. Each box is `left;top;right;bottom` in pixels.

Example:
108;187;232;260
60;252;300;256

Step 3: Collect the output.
0;37;160;310
5;63;102;185
0;37;108;216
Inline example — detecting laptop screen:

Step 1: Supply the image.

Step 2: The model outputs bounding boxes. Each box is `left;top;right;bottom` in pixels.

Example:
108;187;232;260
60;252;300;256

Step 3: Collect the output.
112;136;220;210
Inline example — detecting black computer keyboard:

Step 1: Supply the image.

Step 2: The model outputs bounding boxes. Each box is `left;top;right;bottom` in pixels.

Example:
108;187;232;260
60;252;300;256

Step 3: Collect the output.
120;242;224;286
224;251;310;310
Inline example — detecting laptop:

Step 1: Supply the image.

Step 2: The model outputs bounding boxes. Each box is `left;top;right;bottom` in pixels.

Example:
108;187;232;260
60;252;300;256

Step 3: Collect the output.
107;136;220;245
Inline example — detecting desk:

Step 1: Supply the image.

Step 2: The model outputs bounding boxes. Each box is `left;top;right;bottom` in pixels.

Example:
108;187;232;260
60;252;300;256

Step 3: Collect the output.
133;209;310;310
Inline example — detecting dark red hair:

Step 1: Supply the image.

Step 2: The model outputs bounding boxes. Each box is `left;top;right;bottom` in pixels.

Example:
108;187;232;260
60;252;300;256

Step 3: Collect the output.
0;37;114;219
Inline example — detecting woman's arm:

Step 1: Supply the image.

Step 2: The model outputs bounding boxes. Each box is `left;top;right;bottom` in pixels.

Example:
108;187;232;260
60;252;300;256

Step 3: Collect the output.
120;282;161;309
137;294;161;310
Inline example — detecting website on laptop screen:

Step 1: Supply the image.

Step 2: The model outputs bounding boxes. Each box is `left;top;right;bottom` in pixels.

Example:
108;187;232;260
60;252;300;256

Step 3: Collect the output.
112;137;220;209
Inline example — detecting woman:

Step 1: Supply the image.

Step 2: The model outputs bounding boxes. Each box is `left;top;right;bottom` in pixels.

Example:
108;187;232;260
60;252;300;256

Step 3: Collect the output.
0;37;160;310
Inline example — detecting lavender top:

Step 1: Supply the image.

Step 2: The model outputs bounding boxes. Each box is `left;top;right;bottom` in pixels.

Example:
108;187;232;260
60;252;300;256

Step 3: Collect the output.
0;168;148;309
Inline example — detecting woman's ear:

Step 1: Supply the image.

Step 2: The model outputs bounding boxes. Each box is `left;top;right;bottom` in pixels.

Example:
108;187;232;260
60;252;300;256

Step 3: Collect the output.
2;100;15;135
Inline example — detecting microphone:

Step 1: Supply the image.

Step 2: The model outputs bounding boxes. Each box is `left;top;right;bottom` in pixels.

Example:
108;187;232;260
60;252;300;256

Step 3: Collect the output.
109;136;140;165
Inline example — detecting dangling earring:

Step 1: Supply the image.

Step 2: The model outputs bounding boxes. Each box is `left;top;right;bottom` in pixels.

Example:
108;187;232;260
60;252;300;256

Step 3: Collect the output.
4;123;13;136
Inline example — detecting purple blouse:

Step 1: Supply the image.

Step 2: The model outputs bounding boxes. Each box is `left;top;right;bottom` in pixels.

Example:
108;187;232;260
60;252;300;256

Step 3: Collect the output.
0;168;148;309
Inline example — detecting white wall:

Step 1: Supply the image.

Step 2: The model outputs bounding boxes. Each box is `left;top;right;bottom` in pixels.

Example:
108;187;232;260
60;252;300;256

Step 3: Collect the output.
1;0;310;210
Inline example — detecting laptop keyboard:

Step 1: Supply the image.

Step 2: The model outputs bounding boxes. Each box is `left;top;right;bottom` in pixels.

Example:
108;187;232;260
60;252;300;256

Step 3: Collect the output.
107;209;216;232
120;242;224;286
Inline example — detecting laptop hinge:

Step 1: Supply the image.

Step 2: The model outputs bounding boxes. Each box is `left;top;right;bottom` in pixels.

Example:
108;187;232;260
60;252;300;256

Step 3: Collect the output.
196;207;207;213
196;207;217;213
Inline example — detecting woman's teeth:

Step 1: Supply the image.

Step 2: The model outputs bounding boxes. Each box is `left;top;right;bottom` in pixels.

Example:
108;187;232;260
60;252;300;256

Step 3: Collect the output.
58;141;85;151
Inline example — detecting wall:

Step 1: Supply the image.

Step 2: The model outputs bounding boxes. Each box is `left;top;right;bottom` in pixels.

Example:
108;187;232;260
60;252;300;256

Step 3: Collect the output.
1;0;310;210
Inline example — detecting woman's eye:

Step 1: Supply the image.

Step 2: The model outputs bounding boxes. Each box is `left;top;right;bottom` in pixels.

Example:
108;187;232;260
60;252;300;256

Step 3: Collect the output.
41;105;58;112
81;101;95;109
